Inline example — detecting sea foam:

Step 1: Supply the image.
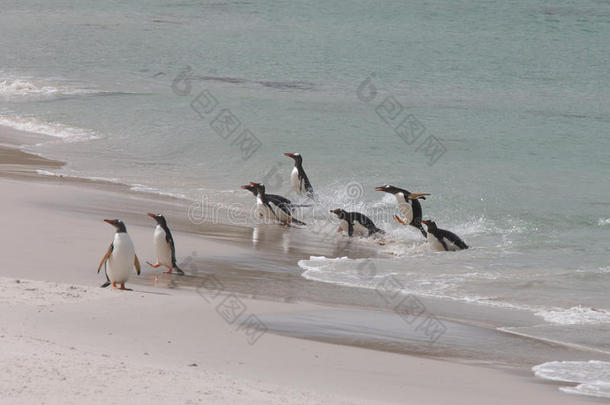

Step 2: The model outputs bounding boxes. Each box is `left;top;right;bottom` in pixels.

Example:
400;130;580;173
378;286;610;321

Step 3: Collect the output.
0;114;99;143
0;76;96;98
533;360;610;399
534;306;610;326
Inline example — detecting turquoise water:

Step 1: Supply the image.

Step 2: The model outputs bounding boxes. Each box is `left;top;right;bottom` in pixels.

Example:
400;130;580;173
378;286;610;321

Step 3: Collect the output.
1;0;610;381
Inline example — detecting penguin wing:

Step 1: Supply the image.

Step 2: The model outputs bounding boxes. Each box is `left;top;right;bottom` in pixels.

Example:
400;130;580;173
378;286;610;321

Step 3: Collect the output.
264;201;282;221
134;255;141;275
301;172;314;197
353;212;375;228
97;243;113;273
437;229;468;250
164;228;177;263
354;213;383;236
268;196;293;217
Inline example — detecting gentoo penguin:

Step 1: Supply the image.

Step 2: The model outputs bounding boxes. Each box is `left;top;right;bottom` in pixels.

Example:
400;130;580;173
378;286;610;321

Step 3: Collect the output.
375;185;429;237
249;182;307;225
241;184;311;209
422;220;469;251
284;153;314;198
97;219;141;290
330;209;385;237
146;213;184;275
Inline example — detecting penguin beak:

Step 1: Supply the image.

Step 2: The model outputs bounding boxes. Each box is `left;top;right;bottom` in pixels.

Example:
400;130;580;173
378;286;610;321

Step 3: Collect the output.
422;220;432;225
408;193;430;200
375;186;386;192
147;213;157;219
104;219;117;226
284;153;294;158
330;209;339;215
240;185;250;190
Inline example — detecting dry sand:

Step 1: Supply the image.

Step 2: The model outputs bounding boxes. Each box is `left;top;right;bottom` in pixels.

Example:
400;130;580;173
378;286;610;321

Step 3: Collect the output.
0;140;601;404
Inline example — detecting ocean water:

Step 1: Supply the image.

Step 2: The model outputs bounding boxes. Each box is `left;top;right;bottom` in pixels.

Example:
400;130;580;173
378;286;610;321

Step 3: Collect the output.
1;0;609;396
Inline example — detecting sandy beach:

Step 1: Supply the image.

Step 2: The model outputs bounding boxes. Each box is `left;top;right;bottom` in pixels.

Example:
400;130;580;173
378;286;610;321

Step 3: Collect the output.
0;128;606;405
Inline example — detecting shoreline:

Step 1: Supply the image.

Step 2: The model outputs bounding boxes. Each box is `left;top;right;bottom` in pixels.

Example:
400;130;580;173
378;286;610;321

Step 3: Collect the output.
0;127;606;403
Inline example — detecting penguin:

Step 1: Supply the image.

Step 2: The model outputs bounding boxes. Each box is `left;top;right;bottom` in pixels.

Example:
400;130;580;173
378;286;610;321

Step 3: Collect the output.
249;182;307;225
284;153;314;198
330;209;385;237
241;184;311;209
422;220;469;251
146;213;184;275
375;185;429;237
97;219;141;290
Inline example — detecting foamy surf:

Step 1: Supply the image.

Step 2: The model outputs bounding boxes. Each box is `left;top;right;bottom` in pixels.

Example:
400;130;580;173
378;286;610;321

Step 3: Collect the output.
129;184;188;200
0;114;99;143
534;306;610;326
533;360;610;399
0;75;97;99
298;255;610;326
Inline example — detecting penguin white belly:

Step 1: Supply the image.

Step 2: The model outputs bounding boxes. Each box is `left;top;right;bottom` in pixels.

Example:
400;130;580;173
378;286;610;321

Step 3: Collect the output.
444;240;461;251
395;193;413;223
107;233;135;283
153;225;172;266
353;220;369;236
256;196;273;221
290;167;301;194
427;233;447;251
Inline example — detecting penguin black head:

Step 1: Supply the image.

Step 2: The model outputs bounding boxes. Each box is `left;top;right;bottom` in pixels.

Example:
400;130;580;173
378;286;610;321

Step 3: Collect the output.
422;220;438;232
104;219;127;233
330;209;348;220
249;182;266;195
284;152;303;165
240;184;258;196
375;184;401;194
147;213;167;227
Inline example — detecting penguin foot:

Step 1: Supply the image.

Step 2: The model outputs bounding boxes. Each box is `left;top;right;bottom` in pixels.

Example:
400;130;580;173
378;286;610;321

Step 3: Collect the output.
119;283;132;291
146;261;161;268
394;215;407;225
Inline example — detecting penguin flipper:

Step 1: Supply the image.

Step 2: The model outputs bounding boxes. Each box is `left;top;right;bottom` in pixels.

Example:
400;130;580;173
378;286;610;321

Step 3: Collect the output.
100;281;111;288
348;222;354;237
134;255;141;275
165;229;184;274
97;243;113;273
